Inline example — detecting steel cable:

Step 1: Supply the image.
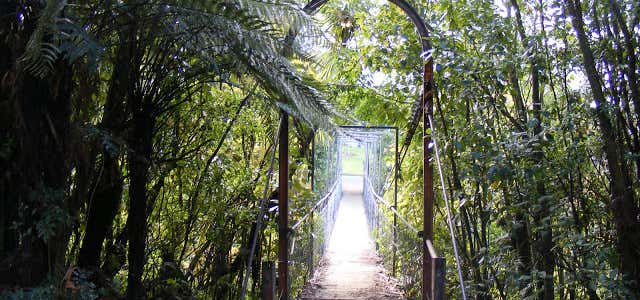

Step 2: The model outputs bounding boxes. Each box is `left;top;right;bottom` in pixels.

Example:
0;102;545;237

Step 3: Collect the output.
240;115;282;300
428;114;468;300
290;178;340;231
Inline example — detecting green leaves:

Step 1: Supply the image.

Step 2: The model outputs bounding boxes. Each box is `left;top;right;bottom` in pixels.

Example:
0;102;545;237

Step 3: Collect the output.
20;0;103;78
19;0;67;78
162;1;347;131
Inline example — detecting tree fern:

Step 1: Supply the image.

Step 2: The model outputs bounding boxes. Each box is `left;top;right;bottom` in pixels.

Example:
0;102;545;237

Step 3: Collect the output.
161;2;350;131
20;0;103;78
22;0;349;129
19;0;67;78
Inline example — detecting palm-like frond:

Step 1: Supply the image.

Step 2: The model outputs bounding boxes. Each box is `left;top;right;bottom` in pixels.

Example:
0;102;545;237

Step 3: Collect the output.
20;0;102;78
20;0;350;130
19;0;67;78
162;2;352;131
235;0;310;35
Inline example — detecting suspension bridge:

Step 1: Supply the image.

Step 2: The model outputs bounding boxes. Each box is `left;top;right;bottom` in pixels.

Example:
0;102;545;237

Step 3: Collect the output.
238;0;467;299
240;122;464;300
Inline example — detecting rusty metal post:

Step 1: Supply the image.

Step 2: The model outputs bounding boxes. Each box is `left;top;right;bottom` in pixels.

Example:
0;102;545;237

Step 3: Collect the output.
422;60;435;300
278;111;289;300
262;261;276;300
425;240;445;300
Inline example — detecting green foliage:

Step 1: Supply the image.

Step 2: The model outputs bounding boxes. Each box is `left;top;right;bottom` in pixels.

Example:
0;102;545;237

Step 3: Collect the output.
10;186;69;242
307;0;640;298
20;0;103;78
340;145;364;174
0;270;97;300
0;285;55;300
3;0;640;299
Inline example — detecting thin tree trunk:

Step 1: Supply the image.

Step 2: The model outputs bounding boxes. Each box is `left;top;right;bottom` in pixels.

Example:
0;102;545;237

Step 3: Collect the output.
566;0;640;295
178;91;252;262
123;6;150;297
510;1;555;296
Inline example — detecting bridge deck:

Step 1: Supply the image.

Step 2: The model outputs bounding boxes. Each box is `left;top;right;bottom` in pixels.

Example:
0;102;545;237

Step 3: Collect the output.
300;175;403;299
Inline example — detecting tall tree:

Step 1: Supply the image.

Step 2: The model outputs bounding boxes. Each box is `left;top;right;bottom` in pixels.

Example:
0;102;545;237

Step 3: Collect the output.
566;0;640;295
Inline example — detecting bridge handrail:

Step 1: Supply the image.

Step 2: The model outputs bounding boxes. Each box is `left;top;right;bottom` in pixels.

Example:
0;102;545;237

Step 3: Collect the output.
290;178;340;231
364;176;420;235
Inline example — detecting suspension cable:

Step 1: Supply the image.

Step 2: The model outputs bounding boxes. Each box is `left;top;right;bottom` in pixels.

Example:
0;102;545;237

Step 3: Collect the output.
290;178;340;231
364;176;419;234
240;115;282;300
428;114;468;300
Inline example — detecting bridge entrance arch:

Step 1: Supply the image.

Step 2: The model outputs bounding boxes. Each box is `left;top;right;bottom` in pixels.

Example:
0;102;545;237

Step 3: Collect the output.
275;2;442;299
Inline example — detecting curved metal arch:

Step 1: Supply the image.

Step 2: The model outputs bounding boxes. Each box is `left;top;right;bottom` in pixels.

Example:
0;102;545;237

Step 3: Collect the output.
281;2;440;300
302;0;432;53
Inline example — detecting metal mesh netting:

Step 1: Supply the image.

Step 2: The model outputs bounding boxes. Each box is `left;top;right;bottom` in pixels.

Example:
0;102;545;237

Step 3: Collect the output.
286;126;423;298
354;127;423;298
365;175;423;298
288;132;342;297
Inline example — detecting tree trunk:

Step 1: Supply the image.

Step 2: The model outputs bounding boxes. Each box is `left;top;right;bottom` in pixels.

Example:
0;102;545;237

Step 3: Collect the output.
0;62;73;285
77;29;131;270
510;1;555;296
78;155;123;268
126;106;154;299
566;0;640;295
0;1;74;283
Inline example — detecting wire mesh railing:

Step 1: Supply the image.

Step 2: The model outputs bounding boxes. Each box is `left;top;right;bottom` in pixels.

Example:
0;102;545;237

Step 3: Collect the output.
285;131;342;298
261;124;446;299
287;177;341;297
364;175;423;298
356;125;445;300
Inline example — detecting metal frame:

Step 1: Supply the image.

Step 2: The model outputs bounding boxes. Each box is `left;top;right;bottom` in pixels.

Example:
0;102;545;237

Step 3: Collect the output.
275;0;443;298
338;125;399;276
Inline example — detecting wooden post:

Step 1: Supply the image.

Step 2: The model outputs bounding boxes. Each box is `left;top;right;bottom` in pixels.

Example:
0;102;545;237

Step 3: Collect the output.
278;111;289;300
422;61;435;300
262;261;275;300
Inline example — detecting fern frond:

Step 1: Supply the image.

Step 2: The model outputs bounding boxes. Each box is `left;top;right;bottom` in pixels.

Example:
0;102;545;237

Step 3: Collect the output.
20;0;67;78
20;0;103;78
234;0;308;33
161;3;352;131
57;18;103;69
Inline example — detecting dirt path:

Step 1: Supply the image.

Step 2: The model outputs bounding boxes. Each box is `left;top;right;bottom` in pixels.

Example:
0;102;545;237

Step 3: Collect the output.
299;175;404;300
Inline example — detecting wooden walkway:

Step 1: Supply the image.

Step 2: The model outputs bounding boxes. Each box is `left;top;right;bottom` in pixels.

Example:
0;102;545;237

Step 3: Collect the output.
299;175;404;300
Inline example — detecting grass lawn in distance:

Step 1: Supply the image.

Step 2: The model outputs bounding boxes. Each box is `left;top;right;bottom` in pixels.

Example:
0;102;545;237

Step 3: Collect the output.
341;145;364;175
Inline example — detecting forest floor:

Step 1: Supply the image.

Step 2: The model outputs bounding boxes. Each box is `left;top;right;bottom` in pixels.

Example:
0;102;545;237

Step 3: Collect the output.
299;175;404;300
